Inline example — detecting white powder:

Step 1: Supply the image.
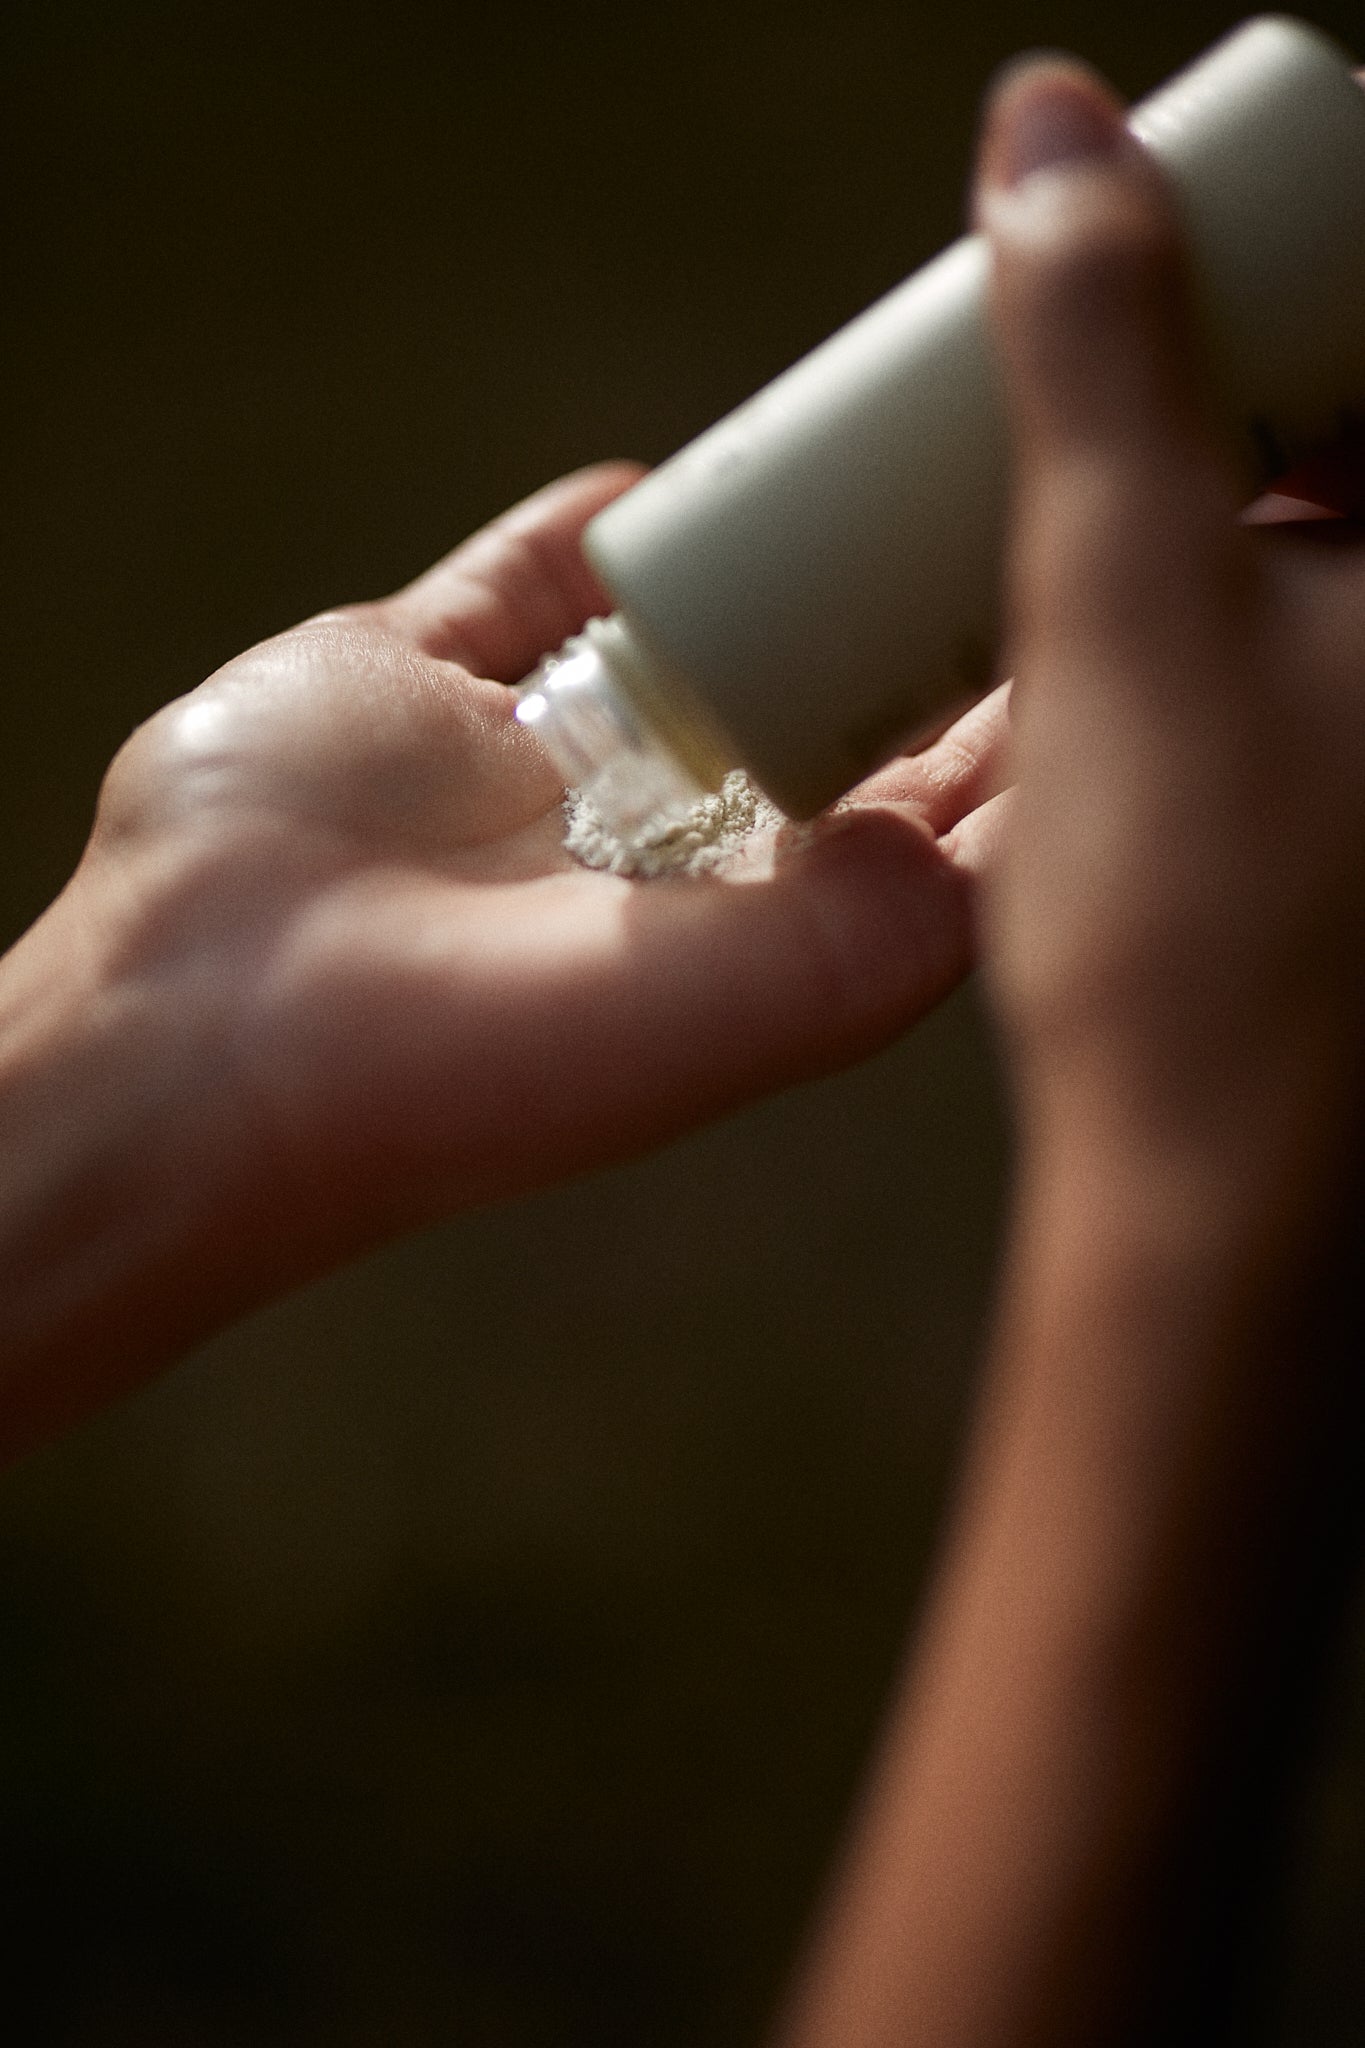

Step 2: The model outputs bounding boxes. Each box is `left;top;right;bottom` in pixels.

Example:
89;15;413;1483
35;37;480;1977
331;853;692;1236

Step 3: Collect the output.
564;770;788;878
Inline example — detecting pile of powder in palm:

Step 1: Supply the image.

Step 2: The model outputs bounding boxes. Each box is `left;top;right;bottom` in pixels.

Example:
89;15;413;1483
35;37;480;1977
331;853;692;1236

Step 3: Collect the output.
564;770;787;878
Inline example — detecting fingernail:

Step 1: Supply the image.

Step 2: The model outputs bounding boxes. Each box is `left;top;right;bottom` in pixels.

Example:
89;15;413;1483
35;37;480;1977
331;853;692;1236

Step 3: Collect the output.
986;66;1121;190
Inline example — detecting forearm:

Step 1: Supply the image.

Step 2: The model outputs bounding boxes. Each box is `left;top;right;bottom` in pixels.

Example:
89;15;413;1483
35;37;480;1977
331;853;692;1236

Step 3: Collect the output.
773;1115;1358;2048
771;41;1365;2048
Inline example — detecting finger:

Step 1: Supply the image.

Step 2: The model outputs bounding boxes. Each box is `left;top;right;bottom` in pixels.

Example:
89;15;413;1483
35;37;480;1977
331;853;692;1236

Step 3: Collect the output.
365;806;977;1202
976;57;1259;701
844;680;1012;835
569;808;975;1118
1245;418;1365;522
1240;492;1349;528
375;461;646;679
941;785;1014;881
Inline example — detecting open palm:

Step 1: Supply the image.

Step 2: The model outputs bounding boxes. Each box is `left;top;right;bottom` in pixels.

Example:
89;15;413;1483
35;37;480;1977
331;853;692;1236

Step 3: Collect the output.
70;463;1000;1313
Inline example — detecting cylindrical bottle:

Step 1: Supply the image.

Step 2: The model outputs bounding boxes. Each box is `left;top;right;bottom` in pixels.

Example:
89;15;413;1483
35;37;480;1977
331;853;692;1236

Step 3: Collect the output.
516;15;1365;831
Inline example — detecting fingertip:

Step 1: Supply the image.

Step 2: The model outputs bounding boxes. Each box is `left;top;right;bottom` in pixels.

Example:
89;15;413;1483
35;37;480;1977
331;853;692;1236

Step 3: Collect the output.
802;795;938;875
977;71;1178;326
378;460;651;679
974;52;1173;350
500;459;649;533
975;59;1252;526
941;786;1013;882
975;53;1126;211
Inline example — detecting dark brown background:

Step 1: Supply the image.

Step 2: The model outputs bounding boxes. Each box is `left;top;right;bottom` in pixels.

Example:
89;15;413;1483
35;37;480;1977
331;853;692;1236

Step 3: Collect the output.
3;2;1364;2041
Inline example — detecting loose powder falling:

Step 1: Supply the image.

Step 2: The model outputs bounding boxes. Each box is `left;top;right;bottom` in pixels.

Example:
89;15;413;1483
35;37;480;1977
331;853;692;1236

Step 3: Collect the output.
564;770;788;878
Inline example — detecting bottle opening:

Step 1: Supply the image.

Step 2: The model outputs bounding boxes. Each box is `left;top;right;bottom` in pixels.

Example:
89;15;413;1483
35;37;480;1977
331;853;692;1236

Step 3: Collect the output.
515;622;710;839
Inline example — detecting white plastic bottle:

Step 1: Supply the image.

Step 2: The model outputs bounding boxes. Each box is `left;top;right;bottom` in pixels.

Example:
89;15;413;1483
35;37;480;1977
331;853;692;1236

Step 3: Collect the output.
516;16;1365;832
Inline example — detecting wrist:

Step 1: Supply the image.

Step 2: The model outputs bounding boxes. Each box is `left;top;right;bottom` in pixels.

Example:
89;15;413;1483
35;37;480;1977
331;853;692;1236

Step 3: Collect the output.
969;1104;1356;1690
1009;1011;1363;1279
0;860;254;1459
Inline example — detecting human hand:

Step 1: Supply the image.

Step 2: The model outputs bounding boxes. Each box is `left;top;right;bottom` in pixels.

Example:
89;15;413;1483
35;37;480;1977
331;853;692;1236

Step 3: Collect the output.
772;65;1365;2048
977;57;1365;1231
0;461;1002;1450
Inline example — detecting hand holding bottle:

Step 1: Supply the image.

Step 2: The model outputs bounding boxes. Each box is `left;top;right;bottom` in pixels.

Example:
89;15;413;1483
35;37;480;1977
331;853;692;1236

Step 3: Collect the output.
981;55;1365;1244
774;54;1365;2048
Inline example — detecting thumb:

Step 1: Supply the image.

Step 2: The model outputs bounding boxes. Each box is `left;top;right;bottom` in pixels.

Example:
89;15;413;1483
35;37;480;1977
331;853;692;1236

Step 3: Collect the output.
975;56;1256;695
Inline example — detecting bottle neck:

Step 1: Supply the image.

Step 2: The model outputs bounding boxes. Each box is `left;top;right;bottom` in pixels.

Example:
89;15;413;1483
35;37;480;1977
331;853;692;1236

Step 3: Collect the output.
515;614;721;838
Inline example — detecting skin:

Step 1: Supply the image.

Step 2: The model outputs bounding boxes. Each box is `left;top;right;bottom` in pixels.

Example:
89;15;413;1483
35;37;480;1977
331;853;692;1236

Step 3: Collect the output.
774;55;1365;2048
0;465;1005;1459
2;44;1364;2045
